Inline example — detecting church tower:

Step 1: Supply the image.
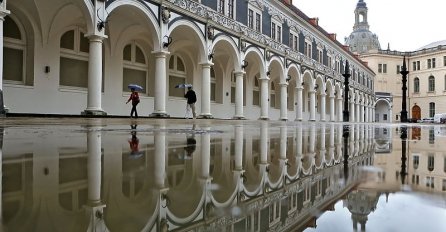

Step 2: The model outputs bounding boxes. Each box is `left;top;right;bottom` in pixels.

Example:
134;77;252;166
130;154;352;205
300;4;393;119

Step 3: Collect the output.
345;0;381;54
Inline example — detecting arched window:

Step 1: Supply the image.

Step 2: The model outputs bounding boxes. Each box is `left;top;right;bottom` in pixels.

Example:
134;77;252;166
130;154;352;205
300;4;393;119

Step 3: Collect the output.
231;72;236;103
428;155;434;172
210;67;216;101
428;75;435;92
122;42;148;94
414;77;420;93
253;75;260;106
60;28;90;88
429;102;435;117
4;16;26;84
270;82;276;108
168;55;187;97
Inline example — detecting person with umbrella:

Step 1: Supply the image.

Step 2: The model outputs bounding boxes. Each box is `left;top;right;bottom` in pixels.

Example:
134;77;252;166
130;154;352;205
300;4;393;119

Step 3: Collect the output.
126;85;141;118
184;85;197;119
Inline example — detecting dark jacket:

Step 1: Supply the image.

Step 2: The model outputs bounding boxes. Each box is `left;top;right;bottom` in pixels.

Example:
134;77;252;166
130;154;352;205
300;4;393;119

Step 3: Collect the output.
184;90;197;104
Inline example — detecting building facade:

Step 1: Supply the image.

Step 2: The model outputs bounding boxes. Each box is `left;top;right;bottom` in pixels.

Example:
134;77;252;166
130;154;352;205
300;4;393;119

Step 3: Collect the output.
0;0;375;121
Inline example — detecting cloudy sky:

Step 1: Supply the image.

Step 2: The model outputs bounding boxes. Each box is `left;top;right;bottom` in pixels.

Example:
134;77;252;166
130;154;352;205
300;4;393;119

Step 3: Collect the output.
293;0;446;52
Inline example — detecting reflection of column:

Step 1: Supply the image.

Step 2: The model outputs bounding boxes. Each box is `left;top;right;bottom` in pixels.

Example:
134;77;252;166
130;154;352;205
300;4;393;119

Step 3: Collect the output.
280;83;288;120
234;125;244;170
309;124;316;153
320;93;326;121
280;126;287;159
260;122;268;163
296;86;303;121
260;77;269;120
234;71;245;119
84;35;107;115
85;127;107;231
329;95;335;122
154;127;167;188
309;90;316;121
150;51;170;117
296;125;303;155
320;124;326;151
201;127;211;178
200;63;213;118
0;128;3;226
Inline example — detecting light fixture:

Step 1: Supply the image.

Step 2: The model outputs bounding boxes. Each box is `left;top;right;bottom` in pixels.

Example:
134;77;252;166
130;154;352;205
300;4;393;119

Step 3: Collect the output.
241;60;249;69
163;35;172;48
96;8;109;32
286;75;291;82
266;70;271;76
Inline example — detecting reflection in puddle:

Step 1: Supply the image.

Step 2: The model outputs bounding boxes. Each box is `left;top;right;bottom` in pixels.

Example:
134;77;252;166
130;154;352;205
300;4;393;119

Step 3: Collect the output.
1;121;445;231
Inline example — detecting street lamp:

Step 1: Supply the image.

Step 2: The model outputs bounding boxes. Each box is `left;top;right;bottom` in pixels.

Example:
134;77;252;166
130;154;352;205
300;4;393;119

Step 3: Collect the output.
400;56;409;123
342;60;351;122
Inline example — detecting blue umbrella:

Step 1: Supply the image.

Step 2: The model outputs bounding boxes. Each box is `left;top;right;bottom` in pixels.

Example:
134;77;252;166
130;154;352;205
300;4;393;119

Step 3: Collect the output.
128;84;144;91
175;83;193;89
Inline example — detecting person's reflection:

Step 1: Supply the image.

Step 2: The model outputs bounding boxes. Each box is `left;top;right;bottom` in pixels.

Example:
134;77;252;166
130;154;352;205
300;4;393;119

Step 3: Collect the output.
129;124;141;158
180;124;196;160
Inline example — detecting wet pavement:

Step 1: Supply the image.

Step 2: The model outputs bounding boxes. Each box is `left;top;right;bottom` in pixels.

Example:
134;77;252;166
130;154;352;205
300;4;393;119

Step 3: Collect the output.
0;117;445;232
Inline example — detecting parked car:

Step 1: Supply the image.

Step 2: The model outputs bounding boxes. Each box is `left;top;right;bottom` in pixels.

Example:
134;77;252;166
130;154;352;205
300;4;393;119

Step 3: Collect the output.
420;117;434;123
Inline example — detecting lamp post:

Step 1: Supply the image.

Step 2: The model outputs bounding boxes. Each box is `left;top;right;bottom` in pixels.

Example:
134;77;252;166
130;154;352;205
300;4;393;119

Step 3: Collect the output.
342;60;351;122
400;125;407;185
400;56;409;123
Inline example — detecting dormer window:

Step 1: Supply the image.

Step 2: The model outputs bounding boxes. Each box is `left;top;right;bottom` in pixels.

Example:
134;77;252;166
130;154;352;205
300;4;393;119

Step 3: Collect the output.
218;0;236;19
271;18;282;42
248;4;262;33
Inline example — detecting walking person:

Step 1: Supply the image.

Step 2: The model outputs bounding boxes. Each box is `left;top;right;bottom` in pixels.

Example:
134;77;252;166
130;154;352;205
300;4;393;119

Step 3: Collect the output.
126;88;140;118
184;86;197;119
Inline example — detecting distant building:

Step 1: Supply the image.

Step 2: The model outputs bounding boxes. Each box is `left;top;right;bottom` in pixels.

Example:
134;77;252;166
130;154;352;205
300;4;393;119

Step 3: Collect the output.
345;0;446;122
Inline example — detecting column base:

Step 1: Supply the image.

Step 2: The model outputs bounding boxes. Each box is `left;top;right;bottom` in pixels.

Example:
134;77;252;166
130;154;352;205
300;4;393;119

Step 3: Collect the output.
149;112;170;118
295;118;303;121
232;116;245;120
280;118;288;121
309;119;316;122
198;114;213;119
258;117;269;120
82;110;107;116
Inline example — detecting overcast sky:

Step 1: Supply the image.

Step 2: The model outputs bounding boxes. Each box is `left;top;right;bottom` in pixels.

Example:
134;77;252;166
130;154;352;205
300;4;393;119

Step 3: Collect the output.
293;0;446;52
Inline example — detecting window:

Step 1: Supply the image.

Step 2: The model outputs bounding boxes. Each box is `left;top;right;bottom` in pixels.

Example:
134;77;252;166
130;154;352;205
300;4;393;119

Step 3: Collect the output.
289;31;298;51
429;128;435;144
122;43;148;94
378;63;387;73
248;6;261;33
429;102;435;118
397;65;401;74
383;114;387;121
327;55;332;69
270;82;276;108
417;61;420;70
253;76;260;106
271;20;281;42
60;28;90;89
210;67;216;101
231;72;236;103
412;62;416;71
317;47;323;63
413;156;419;169
218;0;235;19
444;157;446;173
304;40;312;58
169;55;187;97
444;56;446;66
428;76;435;92
4;16;27;84
432;58;436;68
443;179;446;191
414;77;420;93
427;59;432;69
428;155;435;172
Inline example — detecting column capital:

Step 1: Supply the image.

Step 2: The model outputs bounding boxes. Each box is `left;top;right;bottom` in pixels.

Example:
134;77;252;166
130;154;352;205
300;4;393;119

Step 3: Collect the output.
0;9;10;19
152;50;170;57
85;33;107;41
234;71;246;76
199;62;214;68
296;86;303;90
279;82;289;87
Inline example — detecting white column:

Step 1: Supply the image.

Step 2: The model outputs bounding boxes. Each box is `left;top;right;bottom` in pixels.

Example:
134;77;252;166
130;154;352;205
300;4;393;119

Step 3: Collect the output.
365;106;369;122
320;93;326;122
350;101;355;122
296;86;303;121
309;90;316;121
150;50;170;117
280;83;288;121
330;95;335;122
234;71;245;119
337;97;343;122
84;35;106;115
280;126;287;159
260;77;269;120
200;62;213;118
356;103;361;123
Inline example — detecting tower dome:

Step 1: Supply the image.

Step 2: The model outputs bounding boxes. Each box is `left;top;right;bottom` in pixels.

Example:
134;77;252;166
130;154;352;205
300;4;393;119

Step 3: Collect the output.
345;0;381;54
